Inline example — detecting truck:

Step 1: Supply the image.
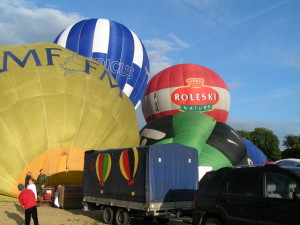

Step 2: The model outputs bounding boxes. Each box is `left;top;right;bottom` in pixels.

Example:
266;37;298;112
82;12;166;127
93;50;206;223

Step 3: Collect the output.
82;143;199;225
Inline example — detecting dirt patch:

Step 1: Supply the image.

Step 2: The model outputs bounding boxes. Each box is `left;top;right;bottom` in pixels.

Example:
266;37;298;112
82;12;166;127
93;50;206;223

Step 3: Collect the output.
0;201;187;225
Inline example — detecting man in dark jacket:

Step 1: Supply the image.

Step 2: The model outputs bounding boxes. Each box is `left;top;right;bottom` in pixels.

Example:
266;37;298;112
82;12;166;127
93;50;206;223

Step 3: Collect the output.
36;169;47;200
18;183;39;225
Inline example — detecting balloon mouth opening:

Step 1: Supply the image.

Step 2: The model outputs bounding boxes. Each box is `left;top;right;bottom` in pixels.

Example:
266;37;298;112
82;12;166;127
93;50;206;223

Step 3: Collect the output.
47;170;83;187
5;147;86;201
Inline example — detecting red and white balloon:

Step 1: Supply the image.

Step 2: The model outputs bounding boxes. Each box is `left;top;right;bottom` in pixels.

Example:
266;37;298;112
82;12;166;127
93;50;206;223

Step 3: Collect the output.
142;64;230;123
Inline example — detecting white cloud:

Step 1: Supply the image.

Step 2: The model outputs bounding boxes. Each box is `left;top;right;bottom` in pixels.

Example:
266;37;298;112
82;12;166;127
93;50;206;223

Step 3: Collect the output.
147;51;172;78
143;39;173;76
176;0;230;27
143;39;174;52
143;35;189;77
228;81;243;90
169;34;189;48
0;0;84;45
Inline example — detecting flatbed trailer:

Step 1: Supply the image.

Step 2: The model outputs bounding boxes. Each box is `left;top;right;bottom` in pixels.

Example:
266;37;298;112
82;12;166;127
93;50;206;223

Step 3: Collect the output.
82;143;198;225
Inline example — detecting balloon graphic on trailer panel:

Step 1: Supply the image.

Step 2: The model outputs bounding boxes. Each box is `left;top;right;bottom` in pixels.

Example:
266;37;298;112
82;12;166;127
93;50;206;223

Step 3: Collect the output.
54;18;150;108
142;64;230;123
96;153;112;187
0;43;139;201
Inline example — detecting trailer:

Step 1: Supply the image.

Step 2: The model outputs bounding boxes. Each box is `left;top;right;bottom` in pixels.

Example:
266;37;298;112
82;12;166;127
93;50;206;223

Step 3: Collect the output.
82;143;198;225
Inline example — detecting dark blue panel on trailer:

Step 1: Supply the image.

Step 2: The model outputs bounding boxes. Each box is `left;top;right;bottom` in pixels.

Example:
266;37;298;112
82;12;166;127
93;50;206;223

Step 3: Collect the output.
147;144;198;202
83;143;198;203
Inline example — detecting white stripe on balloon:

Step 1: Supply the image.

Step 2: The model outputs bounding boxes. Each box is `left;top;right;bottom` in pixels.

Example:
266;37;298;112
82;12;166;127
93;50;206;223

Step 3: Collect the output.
130;30;143;68
92;19;110;54
56;23;75;47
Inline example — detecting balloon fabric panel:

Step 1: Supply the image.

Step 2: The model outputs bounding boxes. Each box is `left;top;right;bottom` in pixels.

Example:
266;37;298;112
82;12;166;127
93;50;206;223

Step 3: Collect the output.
111;24;134;91
172;112;216;156
65;21;86;54
131;44;150;107
131;72;148;108
155;71;177;118
242;138;268;164
107;21;126;89
0;43;139;201
145;64;228;91
206;122;247;165
140;115;174;146
200;144;232;170
92;19;110;55
153;138;174;145
79;19;97;58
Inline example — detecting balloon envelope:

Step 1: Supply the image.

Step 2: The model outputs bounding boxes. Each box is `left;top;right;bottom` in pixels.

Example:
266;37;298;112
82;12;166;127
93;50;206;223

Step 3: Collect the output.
142;64;230;123
54;18;150;108
0;43;139;201
242;138;268;164
140;112;251;170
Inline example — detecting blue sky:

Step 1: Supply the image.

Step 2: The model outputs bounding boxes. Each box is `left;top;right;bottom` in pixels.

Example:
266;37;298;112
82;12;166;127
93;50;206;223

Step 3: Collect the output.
0;0;299;149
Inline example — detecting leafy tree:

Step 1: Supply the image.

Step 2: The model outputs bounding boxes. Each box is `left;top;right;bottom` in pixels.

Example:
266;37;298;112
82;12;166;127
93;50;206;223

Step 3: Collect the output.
250;128;281;161
281;135;300;159
237;130;251;140
283;135;300;149
281;149;300;159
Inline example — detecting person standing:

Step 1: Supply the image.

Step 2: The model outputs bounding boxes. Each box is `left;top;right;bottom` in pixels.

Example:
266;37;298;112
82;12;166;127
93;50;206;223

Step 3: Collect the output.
26;178;37;201
18;184;39;225
36;169;47;200
25;171;34;187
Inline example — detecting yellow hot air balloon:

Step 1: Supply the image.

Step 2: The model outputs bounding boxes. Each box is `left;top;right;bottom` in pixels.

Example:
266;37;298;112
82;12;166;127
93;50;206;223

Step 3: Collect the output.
0;43;140;201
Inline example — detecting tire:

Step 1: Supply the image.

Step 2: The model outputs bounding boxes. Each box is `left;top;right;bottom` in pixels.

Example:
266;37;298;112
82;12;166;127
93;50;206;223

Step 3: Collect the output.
156;217;170;224
102;207;114;224
203;217;223;225
115;208;130;225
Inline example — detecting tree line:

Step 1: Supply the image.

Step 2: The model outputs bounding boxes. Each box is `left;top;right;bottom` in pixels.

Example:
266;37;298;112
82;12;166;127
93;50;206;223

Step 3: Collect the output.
237;127;300;161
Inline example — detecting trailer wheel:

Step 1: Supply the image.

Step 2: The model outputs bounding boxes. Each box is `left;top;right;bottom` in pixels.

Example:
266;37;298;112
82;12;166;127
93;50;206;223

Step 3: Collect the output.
103;207;114;224
115;208;130;225
156;217;170;224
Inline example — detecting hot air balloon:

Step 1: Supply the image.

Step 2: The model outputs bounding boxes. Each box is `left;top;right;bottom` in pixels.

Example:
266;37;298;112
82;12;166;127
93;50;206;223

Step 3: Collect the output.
242;138;268;164
96;153;112;187
54;18;150;108
119;147;139;186
142;64;230;123
0;43;139;201
140;112;251;173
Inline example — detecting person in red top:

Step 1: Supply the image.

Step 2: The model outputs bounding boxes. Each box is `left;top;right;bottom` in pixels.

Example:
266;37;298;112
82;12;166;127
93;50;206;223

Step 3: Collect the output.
18;183;39;225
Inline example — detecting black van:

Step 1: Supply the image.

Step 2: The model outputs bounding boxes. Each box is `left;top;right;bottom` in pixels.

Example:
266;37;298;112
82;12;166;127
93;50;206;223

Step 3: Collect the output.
192;164;300;225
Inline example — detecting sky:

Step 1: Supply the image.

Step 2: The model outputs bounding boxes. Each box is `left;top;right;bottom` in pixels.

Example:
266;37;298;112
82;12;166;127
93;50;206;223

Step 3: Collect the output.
0;0;299;149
